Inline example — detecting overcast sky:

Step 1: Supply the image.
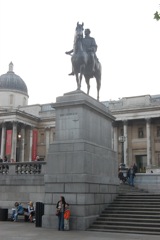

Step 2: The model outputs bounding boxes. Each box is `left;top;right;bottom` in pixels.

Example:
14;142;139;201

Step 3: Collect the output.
0;0;160;105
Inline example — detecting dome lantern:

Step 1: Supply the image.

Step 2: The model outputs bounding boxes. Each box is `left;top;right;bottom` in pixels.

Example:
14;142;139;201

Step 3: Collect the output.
9;62;14;72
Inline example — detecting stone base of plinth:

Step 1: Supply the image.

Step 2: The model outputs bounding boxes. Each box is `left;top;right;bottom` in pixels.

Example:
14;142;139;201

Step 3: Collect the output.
42;91;118;230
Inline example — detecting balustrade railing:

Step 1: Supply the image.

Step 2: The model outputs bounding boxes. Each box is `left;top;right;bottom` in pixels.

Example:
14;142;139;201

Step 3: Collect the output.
0;162;46;175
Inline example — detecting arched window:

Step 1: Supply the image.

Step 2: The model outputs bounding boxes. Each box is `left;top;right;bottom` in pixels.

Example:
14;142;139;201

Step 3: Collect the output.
23;97;26;106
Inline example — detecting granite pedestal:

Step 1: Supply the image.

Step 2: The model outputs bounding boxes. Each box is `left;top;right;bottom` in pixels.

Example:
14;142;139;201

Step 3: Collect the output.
42;90;118;230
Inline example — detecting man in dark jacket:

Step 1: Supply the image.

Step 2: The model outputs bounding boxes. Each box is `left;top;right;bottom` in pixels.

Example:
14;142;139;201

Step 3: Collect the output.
127;164;136;186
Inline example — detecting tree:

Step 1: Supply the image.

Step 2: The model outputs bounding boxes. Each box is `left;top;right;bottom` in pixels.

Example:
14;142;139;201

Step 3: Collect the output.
154;11;160;21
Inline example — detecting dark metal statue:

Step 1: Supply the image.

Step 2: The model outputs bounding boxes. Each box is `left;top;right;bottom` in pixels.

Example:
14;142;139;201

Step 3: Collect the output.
65;22;102;101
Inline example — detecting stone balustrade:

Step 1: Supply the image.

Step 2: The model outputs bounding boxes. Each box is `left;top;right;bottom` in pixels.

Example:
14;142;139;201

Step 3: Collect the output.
0;161;46;175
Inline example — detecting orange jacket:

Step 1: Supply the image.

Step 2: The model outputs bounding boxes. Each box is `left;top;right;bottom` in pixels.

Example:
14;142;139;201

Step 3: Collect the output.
64;209;71;219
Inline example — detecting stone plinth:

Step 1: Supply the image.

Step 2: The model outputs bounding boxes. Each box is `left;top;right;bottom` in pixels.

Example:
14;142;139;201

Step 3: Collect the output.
42;90;118;230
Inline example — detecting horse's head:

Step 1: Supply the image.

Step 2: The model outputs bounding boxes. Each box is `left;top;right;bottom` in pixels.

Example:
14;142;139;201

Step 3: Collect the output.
75;22;84;39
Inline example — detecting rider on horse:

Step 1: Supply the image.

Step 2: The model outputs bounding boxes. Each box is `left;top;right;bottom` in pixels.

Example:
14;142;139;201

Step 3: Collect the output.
66;28;98;76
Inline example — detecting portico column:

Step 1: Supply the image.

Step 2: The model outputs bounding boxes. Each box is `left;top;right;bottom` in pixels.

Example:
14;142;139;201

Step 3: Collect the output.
28;127;33;162
45;128;50;157
112;123;118;152
21;126;25;162
1;123;6;159
11;122;17;161
146;118;151;167
123;120;128;166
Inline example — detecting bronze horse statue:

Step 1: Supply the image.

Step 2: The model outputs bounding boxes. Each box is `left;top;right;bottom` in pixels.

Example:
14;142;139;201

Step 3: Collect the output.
66;22;102;101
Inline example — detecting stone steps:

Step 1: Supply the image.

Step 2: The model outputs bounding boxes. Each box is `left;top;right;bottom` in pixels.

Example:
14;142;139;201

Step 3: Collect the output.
88;184;160;235
98;216;160;222
100;213;160;219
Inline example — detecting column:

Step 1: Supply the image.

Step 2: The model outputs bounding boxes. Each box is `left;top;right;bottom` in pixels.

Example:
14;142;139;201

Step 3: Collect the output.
123;121;128;166
45;128;50;157
28;127;33;162
0;123;6;159
112;123;118;152
21;126;25;162
11;121;17;161
146;118;151;167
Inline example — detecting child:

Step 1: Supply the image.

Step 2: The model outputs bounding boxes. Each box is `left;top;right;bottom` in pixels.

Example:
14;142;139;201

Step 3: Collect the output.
64;203;71;231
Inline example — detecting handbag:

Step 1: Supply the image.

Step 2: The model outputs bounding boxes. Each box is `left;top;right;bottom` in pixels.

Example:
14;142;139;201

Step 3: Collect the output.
56;209;60;216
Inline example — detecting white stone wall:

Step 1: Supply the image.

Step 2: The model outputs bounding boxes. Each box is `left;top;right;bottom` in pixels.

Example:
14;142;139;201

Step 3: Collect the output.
0;90;28;108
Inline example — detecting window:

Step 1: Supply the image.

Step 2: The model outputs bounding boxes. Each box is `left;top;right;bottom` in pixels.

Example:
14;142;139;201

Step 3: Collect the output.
10;94;14;105
40;133;45;143
23;97;26;106
120;128;123;136
158;154;160;166
138;128;144;138
157;126;160;137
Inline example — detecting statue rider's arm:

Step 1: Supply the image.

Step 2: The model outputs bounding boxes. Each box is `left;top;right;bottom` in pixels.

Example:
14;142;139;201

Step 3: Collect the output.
88;38;97;53
65;49;73;55
92;38;98;52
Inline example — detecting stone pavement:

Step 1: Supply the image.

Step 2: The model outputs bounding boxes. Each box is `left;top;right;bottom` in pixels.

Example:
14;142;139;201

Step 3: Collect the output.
0;222;160;240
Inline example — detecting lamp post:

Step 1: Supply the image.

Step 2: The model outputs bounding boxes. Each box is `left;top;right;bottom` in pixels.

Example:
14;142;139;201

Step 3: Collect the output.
119;136;125;164
18;133;21;139
17;132;22;162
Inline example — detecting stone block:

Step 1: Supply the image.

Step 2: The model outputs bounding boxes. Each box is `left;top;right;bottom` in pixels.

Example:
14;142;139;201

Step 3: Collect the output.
44;193;53;204
77;194;95;204
65;183;89;193
45;183;64;193
89;184;100;193
73;142;85;151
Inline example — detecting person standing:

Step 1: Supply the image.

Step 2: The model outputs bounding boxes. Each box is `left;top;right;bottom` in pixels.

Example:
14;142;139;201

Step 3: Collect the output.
0;156;2;172
64;203;71;231
56;196;66;231
133;162;138;174
127;164;135;186
35;155;40;161
4;156;8;162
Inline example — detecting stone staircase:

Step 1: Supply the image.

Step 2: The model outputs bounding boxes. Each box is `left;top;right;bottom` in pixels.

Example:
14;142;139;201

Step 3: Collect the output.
88;184;160;235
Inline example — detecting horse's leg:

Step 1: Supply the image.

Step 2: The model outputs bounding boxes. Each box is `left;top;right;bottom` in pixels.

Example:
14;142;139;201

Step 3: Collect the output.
79;73;83;90
87;79;90;95
96;76;101;101
79;65;85;89
85;77;90;95
75;73;80;90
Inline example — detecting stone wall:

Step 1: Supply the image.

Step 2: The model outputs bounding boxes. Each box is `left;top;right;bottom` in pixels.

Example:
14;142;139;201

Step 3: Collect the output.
135;173;160;192
0;163;46;210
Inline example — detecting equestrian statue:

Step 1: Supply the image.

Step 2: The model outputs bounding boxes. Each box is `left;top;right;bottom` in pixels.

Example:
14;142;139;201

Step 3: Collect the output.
65;22;102;101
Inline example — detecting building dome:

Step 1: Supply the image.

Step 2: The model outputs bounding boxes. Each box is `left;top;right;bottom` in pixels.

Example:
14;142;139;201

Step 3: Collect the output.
0;62;28;96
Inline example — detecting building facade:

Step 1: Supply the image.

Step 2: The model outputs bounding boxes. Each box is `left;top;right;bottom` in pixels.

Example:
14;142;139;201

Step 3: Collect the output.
0;63;160;171
103;95;160;172
0;63;55;162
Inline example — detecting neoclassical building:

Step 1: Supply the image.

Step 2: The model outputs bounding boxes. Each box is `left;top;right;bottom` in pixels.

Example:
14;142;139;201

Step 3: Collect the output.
0;63;55;162
103;95;160;172
0;63;160;172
